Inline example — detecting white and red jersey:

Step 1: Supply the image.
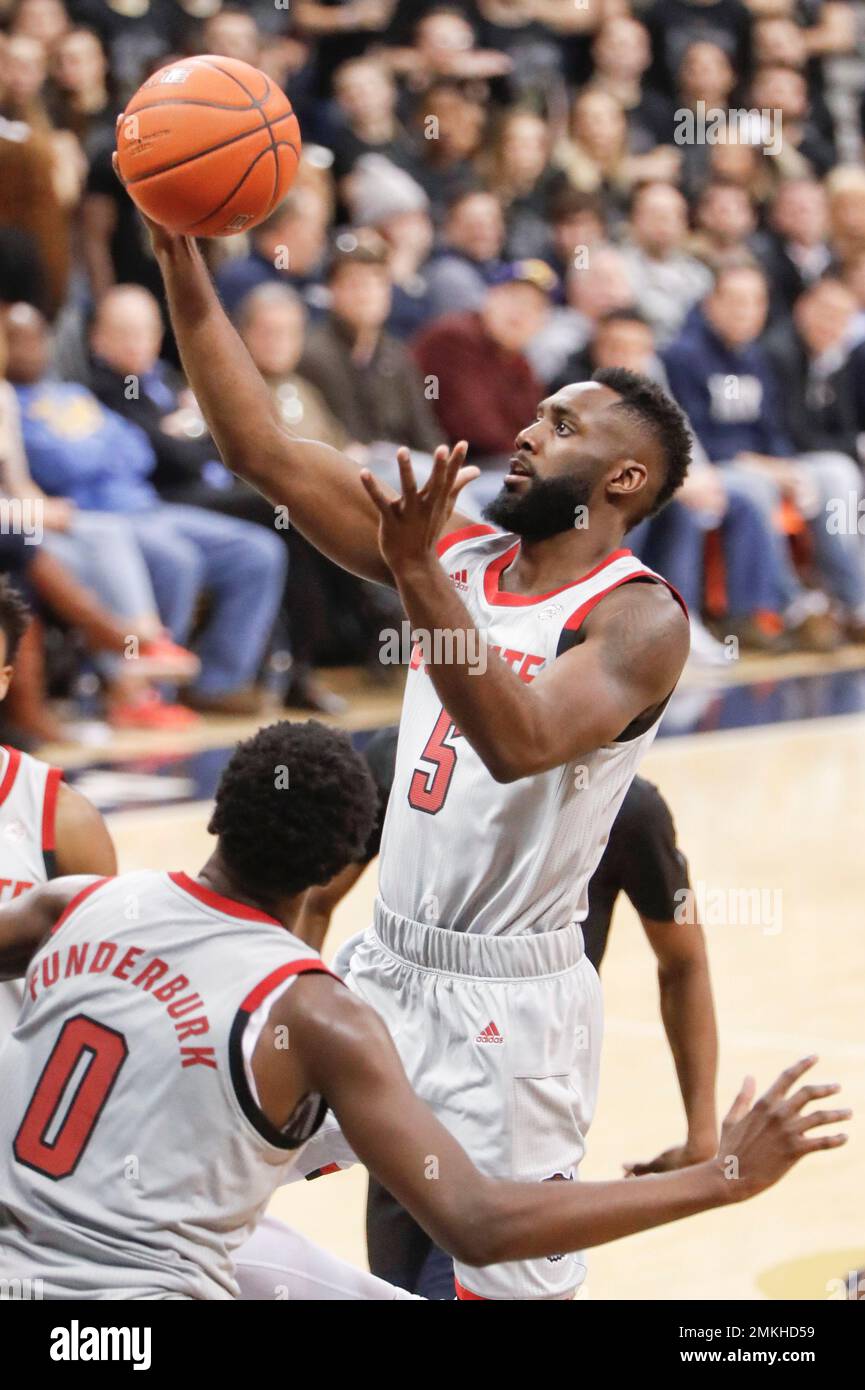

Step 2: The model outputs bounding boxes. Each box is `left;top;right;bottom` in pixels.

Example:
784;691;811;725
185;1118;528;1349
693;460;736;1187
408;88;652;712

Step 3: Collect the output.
0;746;63;1036
0;871;334;1299
378;525;686;937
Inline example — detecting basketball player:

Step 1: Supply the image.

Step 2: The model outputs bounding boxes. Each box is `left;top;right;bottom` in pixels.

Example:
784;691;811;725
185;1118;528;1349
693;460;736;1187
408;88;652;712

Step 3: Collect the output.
0;579;116;1037
299;728;717;1296
0;719;850;1299
144;219;803;1298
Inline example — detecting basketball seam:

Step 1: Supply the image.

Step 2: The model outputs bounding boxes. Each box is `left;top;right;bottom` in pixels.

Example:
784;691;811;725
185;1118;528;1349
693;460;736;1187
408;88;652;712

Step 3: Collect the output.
122;112;298;187
124;97;273;116
192;56;269;107
192;56;286;217
187;139;298;232
192;58;285;220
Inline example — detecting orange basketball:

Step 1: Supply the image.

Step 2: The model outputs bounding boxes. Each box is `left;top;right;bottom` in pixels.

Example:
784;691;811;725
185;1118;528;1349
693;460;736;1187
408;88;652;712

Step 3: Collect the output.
116;55;301;238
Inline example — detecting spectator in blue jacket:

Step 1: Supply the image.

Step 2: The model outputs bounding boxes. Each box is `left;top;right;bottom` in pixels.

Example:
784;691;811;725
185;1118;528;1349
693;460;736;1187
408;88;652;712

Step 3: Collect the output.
663;264;865;645
6;303;287;714
214;188;330;320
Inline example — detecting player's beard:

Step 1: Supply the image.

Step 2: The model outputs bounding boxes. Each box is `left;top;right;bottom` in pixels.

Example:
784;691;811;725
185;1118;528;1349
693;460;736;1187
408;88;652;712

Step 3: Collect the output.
482;473;593;541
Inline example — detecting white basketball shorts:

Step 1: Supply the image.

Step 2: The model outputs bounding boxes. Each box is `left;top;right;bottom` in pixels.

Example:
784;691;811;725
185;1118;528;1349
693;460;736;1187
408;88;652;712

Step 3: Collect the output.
297;897;604;1300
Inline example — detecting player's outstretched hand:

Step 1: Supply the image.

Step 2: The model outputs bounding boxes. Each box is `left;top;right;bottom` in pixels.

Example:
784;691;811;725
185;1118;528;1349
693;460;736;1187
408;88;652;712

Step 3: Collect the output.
360;443;480;574
716;1057;849;1203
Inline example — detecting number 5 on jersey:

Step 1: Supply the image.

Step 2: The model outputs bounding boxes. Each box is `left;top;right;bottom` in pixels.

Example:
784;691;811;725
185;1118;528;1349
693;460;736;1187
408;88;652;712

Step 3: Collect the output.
408;709;461;815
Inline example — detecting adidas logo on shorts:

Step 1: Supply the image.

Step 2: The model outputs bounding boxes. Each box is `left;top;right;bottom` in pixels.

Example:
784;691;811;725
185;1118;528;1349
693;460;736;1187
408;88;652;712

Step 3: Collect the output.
475;1020;504;1044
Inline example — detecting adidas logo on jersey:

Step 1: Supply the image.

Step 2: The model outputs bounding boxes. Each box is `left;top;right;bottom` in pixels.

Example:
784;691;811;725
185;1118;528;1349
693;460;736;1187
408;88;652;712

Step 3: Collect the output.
475;1020;504;1044
449;568;469;591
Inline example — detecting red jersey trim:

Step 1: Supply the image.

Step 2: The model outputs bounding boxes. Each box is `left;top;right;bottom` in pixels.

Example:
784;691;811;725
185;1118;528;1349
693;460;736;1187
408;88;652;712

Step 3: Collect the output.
240;958;338;1015
41;766;63;851
168;871;283;926
483;547;634;608
49;877;111;937
435;523;497;559
0;746;22;808
306;1162;342;1180
563;572;689;632
455;1278;488;1300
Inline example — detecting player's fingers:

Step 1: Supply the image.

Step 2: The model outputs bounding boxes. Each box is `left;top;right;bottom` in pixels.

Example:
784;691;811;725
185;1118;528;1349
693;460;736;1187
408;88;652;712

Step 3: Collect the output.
450;465;481;501
423;444;449;498
797;1132;849;1153
794;1107;851;1133
723;1074;756;1127
396;447;417;499
359;468;397;515
445;440;469;487
784;1082;841;1115
760;1055;817;1106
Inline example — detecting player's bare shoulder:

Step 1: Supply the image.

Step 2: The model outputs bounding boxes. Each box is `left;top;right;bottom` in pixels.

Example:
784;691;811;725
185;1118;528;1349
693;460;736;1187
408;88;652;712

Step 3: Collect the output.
586;579;690;697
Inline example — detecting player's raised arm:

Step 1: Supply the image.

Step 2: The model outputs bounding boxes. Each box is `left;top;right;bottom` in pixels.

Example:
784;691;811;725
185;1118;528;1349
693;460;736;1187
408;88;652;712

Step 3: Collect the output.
140;212;476;585
281;979;849;1266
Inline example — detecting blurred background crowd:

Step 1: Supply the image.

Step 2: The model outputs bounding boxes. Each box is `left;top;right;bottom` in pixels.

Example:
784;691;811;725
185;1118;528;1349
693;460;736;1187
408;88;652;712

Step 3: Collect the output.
2;0;865;745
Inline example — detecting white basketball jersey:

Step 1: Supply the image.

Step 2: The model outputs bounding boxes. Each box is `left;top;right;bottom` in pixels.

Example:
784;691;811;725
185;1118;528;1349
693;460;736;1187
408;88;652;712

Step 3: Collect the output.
378;526;686;936
0;745;62;1036
0;870;334;1299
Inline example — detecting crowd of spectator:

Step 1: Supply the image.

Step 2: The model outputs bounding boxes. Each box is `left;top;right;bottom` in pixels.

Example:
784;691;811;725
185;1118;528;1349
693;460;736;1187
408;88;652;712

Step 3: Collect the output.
2;0;865;741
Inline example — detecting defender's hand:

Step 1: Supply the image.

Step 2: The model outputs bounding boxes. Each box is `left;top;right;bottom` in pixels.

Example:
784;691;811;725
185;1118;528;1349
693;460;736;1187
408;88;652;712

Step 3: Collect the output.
623;1140;715;1177
360;443;479;575
715;1057;849;1203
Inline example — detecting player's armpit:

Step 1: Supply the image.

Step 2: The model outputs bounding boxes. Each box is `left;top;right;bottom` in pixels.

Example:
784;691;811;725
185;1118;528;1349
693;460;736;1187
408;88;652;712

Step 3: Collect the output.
513;582;690;772
53;783;117;877
461;582;689;781
0;877;101;979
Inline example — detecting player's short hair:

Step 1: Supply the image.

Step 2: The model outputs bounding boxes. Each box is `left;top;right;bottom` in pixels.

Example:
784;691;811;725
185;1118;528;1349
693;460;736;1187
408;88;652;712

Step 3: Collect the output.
591;367;692;520
209;720;377;899
0;576;30;665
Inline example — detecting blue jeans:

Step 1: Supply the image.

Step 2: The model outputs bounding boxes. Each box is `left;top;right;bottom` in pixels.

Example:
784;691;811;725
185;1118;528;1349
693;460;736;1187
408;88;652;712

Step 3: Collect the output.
41;511;161;681
722;453;865;612
630;478;784;617
126;504;287;694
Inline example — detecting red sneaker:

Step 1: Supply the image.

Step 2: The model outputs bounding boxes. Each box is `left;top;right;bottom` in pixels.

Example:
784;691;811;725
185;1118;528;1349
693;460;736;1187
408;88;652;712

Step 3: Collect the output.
109;692;201;730
135;637;200;684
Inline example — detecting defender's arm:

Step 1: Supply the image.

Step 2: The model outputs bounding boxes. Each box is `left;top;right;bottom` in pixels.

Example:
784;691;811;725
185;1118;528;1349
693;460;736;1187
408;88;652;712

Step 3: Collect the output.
0;878;101;980
53;782;117;877
262;978;848;1268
